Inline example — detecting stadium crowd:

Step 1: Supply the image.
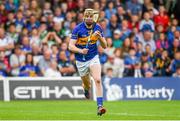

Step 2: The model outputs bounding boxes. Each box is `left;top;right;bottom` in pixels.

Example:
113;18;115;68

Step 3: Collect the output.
0;0;179;77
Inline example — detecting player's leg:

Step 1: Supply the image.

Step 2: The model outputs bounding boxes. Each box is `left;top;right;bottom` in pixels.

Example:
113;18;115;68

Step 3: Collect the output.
90;63;106;116
81;74;91;99
76;60;91;99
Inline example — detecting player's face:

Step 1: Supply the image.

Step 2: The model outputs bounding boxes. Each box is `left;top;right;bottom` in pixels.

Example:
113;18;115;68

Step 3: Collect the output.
84;14;93;26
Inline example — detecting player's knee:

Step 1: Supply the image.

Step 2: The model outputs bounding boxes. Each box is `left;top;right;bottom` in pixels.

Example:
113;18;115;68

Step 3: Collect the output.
94;78;101;84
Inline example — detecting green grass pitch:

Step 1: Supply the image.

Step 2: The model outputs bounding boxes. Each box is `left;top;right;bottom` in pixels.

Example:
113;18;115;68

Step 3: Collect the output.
0;100;180;120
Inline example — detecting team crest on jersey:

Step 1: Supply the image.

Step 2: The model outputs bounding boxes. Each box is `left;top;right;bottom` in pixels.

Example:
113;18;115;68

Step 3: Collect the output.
81;34;87;37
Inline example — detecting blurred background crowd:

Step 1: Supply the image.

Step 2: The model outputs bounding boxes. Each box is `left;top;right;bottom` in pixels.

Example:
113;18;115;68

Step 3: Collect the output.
0;0;179;78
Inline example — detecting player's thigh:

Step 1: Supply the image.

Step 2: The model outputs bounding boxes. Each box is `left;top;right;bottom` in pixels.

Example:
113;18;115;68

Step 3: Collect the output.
90;64;102;82
76;60;89;77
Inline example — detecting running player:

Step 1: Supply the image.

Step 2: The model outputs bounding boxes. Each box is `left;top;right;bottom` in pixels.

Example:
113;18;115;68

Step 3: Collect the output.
68;8;107;116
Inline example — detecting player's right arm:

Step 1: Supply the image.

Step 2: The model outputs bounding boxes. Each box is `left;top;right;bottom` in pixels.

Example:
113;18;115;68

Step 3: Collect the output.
68;39;88;54
68;25;88;54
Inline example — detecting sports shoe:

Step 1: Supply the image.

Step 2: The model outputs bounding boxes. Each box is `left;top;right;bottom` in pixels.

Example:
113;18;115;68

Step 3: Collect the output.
82;83;91;99
84;89;90;99
97;106;106;116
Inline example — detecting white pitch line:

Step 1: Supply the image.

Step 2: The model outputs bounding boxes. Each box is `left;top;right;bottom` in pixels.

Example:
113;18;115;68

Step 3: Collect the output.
1;110;180;118
107;112;180;118
53;112;180;118
0;120;180;121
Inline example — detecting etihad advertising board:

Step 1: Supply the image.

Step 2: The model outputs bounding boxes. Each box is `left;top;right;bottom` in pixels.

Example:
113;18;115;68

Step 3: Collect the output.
9;80;86;100
103;77;180;101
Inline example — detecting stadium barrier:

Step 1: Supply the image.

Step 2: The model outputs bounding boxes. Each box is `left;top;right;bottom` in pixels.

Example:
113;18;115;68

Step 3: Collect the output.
1;77;180;101
0;77;94;101
99;77;180;101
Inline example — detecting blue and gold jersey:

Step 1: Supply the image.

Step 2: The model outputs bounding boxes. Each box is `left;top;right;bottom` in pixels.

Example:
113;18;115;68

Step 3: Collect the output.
71;22;104;62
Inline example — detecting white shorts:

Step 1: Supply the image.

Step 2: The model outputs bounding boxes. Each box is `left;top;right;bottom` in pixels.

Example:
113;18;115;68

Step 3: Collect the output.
76;55;100;77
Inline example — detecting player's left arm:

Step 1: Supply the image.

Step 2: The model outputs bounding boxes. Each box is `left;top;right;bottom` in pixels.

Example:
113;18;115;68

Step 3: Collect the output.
94;31;107;49
99;35;107;49
95;24;107;49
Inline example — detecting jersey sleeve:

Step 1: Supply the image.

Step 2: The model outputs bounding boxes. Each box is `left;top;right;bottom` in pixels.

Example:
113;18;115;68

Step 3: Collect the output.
71;26;79;40
96;24;104;37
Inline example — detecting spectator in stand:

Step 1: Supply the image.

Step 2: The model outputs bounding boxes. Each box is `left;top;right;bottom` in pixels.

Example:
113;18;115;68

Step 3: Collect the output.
156;32;169;51
105;1;117;20
42;2;53;17
58;50;76;76
99;11;106;22
142;62;154;77
93;1;100;11
120;19;131;41
99;0;106;10
124;48;139;77
154;5;169;31
0;3;7;26
108;14;120;36
5;0;18;12
44;60;61;77
10;44;25;76
167;25;176;45
42;31;62;48
136;41;143;58
168;38;180;59
169;51;180;75
27;14;40;31
105;68;113;78
77;0;85;12
140;52;153;71
19;0;30;11
30;28;41;47
139;12;155;32
51;44;59;61
126;0;142;18
0;51;10;76
154;23;164;41
53;7;64;23
134;61;143;78
121;38;131;58
144;44;155;62
103;54;121;77
76;12;84;24
129;32;138;48
19;52;40;77
142;0;154;14
60;42;70;58
99;19;112;38
112;29;123;48
0;27;14;57
15;10;26;33
172;64;180;77
114;48;124;78
154;49;171;76
29;0;42;19
7;23;19;44
5;11;15;30
53;22;66;40
38;49;51;76
61;3;68;17
116;5;129;24
128;14;139;30
139;28;156;52
67;0;77;11
20;35;31;53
